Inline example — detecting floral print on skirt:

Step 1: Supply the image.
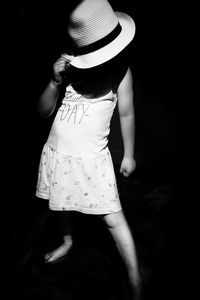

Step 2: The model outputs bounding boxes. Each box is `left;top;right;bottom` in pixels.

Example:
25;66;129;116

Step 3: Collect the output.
36;144;122;214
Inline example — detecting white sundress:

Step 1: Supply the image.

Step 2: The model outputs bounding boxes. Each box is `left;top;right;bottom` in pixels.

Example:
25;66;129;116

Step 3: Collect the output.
36;84;122;214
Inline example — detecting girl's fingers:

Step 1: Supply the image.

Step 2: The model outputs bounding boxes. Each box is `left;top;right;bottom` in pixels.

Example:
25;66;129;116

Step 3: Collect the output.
53;54;71;80
61;53;72;63
55;58;70;72
54;61;66;73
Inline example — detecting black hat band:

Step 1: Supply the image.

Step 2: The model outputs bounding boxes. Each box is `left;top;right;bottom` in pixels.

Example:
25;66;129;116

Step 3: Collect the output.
71;23;122;56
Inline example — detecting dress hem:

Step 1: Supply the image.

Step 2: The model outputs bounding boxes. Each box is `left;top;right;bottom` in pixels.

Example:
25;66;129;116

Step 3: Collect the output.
36;192;122;215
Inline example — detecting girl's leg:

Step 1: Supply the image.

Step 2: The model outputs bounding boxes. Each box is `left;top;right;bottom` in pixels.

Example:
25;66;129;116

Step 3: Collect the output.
45;211;73;263
101;210;142;300
45;234;73;262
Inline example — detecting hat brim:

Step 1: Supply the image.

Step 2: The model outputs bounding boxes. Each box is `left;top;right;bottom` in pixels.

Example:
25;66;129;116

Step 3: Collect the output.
65;12;135;69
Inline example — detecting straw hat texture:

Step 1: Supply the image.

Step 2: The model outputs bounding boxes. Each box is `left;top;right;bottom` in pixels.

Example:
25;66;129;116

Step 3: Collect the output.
63;0;135;68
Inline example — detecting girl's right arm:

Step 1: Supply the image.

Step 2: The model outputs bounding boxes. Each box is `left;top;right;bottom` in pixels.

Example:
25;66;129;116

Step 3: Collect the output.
38;55;71;118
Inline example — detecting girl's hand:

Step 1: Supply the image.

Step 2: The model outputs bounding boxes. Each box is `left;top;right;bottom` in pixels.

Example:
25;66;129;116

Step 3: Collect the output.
120;156;136;177
52;54;71;84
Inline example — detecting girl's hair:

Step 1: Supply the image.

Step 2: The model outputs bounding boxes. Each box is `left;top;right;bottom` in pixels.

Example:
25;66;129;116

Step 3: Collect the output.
61;43;132;99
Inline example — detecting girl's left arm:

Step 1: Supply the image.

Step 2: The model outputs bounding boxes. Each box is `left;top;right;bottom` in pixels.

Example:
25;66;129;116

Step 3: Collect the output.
117;67;136;177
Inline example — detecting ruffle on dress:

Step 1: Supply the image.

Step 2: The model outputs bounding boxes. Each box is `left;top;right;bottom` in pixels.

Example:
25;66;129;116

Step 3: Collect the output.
36;144;121;214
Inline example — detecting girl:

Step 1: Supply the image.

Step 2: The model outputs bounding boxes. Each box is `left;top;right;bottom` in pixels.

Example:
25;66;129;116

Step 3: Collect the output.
36;0;141;298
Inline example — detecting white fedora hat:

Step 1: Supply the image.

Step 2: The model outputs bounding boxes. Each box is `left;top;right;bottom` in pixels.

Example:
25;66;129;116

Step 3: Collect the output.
63;0;136;69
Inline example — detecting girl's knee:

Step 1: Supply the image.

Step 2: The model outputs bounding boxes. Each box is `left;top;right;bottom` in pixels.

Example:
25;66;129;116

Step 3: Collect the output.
101;210;126;228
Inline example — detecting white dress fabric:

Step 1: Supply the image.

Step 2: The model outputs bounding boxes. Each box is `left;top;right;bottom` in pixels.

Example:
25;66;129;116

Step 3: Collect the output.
36;84;122;214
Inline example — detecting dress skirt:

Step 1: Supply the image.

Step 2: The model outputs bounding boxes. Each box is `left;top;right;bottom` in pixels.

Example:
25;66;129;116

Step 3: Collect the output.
36;143;122;214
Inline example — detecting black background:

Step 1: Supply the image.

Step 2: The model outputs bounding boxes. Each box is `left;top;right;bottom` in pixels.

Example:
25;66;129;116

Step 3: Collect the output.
3;1;195;298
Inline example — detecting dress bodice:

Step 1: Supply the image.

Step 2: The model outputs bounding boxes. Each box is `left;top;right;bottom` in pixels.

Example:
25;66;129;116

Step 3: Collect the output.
47;84;118;157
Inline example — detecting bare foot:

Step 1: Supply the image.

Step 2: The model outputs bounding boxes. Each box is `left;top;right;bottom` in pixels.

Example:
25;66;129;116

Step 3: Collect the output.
130;285;142;300
128;272;143;300
45;235;73;263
